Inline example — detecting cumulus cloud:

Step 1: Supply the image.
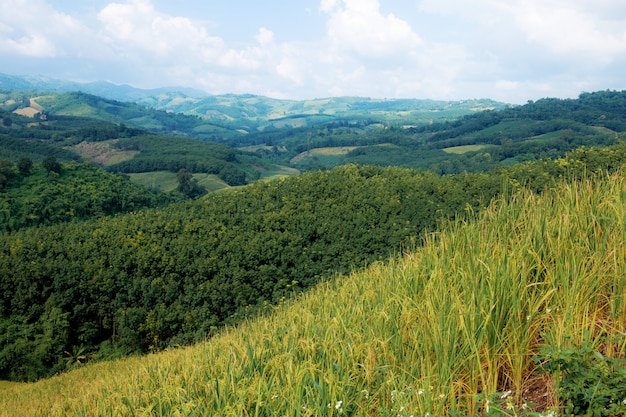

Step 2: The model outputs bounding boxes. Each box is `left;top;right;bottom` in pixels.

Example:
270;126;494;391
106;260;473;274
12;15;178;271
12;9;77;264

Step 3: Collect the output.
508;1;626;59
321;0;422;58
97;0;223;60
0;0;87;57
0;0;625;102
420;0;626;59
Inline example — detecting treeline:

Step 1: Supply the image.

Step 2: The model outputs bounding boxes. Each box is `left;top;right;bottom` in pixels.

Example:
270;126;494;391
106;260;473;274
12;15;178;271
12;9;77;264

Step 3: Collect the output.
2;142;626;381
0;161;168;232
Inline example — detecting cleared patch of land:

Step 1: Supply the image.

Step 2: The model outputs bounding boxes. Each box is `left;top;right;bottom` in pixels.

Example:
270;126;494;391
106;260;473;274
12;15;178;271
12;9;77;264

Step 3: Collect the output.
443;144;492;154
290;146;358;163
259;165;300;181
69;140;138;165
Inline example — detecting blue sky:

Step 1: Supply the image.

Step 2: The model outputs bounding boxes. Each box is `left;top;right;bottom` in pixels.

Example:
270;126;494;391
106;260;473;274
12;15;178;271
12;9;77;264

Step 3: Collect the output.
1;0;626;103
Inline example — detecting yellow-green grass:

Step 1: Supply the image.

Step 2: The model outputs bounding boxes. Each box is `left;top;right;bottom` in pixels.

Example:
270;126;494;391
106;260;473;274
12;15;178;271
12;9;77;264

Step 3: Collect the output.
442;144;492;154
2;172;625;416
258;165;300;181
290;147;358;163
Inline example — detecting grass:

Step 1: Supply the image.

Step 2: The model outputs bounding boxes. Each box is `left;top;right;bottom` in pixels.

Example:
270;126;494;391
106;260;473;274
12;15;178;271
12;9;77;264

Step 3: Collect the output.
1;171;625;416
290;146;358;164
442;144;492;154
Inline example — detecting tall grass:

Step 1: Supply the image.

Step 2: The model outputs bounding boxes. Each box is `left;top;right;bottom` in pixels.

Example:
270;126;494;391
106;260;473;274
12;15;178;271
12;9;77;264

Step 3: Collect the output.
1;172;625;416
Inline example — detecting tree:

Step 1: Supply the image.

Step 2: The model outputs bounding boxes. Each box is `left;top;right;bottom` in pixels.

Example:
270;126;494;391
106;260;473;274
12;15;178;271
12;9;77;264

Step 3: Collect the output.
177;169;206;198
17;157;33;177
42;156;62;174
0;159;15;188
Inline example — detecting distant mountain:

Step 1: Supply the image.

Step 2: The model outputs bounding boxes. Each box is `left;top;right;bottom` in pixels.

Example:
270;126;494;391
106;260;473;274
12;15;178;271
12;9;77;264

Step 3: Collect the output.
0;73;509;131
135;93;508;131
0;73;208;101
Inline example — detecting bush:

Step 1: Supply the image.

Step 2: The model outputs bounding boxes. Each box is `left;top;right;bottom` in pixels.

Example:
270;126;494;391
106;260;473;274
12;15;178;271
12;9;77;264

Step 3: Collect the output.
538;339;626;417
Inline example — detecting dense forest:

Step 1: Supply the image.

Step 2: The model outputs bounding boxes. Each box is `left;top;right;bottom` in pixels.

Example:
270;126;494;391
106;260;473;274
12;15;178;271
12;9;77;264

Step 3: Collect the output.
1;142;626;381
0;160;170;232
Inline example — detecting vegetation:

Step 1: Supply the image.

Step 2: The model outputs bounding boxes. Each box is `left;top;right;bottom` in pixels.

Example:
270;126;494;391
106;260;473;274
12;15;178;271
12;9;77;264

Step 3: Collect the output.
1;143;626;383
5;88;626;181
1;164;625;416
2;85;626;414
0;97;266;190
106;134;251;186
0;160;168;232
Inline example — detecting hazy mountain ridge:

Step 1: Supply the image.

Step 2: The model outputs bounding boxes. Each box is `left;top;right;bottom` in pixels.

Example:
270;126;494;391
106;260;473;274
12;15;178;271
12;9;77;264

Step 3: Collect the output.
0;73;207;101
0;73;507;131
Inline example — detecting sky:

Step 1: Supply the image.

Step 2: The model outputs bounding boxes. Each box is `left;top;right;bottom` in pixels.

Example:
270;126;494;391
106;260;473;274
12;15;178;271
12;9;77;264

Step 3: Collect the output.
1;0;626;103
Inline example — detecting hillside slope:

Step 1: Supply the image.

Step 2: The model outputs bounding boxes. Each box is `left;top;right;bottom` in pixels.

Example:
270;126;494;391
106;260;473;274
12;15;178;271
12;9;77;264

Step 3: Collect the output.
2;170;624;416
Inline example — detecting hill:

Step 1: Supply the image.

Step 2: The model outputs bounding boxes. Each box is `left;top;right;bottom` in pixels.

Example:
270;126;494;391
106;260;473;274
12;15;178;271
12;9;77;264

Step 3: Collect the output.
1;143;625;383
6;78;626;178
136;93;506;132
256;90;626;173
1;161;625;416
0;73;506;133
0;94;269;190
0;160;169;232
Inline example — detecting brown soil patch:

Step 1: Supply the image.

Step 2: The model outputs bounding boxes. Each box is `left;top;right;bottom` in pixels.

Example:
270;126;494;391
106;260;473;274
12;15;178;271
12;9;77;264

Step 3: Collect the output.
521;374;556;412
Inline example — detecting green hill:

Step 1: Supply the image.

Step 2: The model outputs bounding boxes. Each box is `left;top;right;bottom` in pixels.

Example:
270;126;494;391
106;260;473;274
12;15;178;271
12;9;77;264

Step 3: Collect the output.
1;160;625;416
5;87;626;178
136;93;506;131
0;95;271;190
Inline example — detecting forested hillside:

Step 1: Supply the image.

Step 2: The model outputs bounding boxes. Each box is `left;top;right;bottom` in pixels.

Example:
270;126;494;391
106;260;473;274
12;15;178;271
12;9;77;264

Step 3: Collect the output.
251;90;626;173
2;142;625;381
0;160;170;232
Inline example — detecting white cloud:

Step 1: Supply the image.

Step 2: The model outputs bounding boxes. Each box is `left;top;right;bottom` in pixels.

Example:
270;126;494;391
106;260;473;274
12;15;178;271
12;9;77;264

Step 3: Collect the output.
322;0;422;58
97;0;223;60
256;27;274;45
1;0;625;102
0;0;87;57
508;1;626;59
420;0;626;59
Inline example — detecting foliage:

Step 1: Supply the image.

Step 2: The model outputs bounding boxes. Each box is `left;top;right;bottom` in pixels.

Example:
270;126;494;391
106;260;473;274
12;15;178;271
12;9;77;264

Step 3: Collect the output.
1;167;625;416
0;161;168;232
16;157;32;177
539;339;626;417
41;156;61;174
244;90;626;173
106;134;249;185
176;169;206;198
2;143;626;382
